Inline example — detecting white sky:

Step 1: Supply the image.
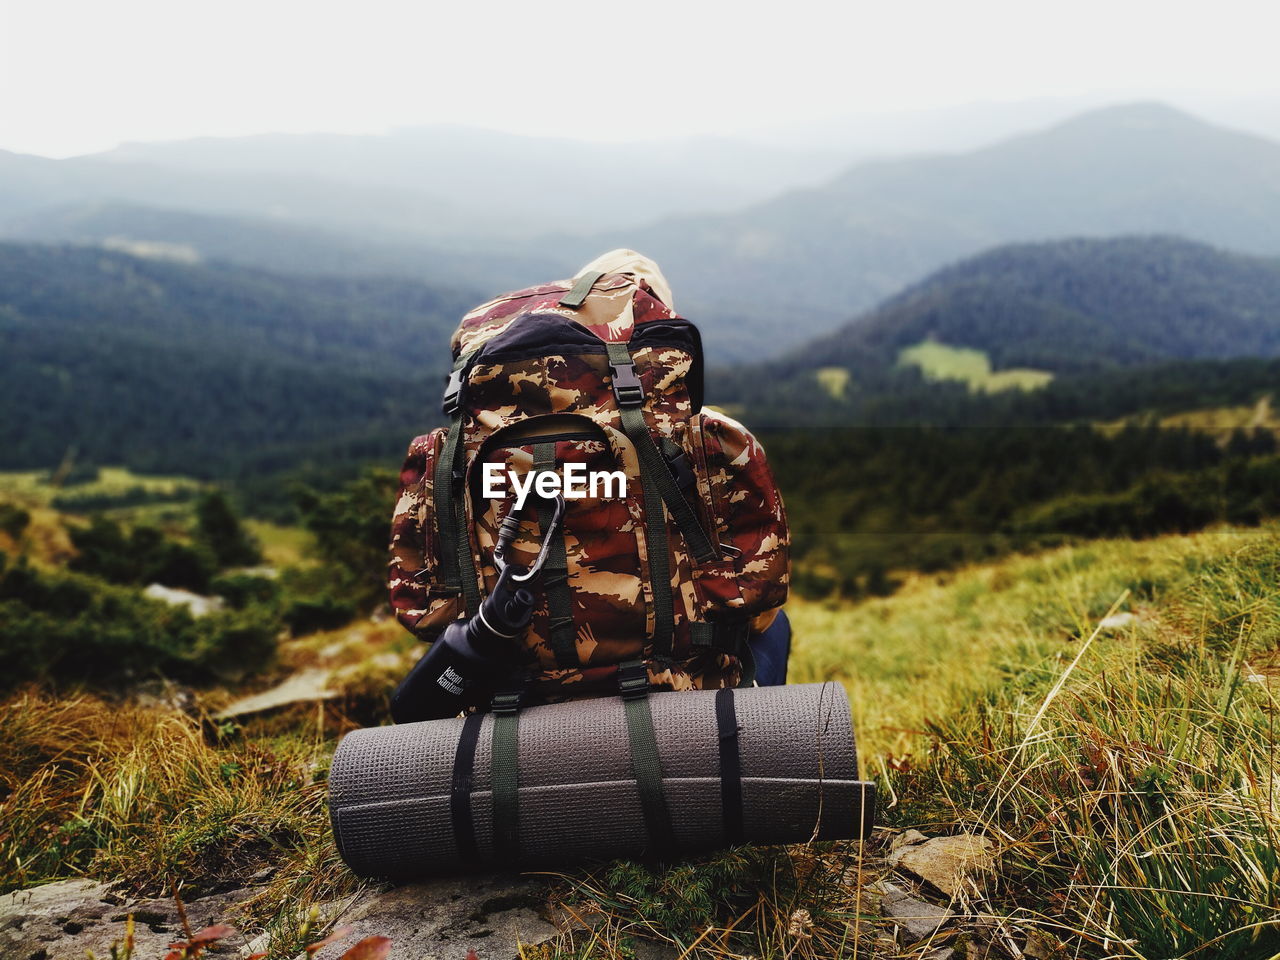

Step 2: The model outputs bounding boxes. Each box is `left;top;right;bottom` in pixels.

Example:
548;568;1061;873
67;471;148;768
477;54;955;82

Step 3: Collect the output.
1;0;1277;157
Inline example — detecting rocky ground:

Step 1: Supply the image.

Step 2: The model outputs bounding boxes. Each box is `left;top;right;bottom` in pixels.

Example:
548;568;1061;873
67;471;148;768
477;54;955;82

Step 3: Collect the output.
1;828;1013;960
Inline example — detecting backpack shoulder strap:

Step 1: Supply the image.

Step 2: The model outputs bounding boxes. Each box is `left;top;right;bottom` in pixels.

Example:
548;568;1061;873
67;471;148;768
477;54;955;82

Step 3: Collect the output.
605;341;717;658
434;349;482;615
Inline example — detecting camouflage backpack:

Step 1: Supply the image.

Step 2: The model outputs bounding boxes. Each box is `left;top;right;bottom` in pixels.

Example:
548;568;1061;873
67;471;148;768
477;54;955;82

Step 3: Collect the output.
388;253;789;701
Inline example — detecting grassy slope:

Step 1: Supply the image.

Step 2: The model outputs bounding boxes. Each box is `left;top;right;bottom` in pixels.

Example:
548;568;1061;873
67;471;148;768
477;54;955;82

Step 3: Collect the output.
790;527;1263;761
1101;393;1278;443
0;467;200;505
3;523;1279;957
898;340;1055;394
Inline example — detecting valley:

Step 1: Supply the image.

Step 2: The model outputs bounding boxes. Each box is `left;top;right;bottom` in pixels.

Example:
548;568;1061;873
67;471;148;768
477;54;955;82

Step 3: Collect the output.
4;471;1276;956
4;97;1280;958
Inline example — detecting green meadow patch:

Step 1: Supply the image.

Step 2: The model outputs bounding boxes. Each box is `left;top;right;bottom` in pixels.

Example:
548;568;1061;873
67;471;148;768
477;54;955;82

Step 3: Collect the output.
899;340;1054;393
814;366;851;399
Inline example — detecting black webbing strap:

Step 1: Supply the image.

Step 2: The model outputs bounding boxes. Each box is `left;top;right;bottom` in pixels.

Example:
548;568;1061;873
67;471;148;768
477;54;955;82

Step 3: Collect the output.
689;620;752;654
605;343;718;563
559;270;606;308
737;637;758;687
618;660;676;858
449;712;484;861
433;413;464;593
490;690;522;861
457;510;481;617
714;687;745;845
605;342;717;657
533;441;576;667
433;350;481;615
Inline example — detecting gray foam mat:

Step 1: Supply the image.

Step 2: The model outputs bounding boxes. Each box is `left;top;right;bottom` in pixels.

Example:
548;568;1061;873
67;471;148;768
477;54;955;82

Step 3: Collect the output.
330;682;876;877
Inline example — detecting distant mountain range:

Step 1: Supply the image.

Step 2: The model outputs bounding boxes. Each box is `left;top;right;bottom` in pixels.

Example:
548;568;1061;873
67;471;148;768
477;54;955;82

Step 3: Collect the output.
0;127;846;247
596;104;1280;361
6;103;1280;365
0;202;563;293
94;126;849;232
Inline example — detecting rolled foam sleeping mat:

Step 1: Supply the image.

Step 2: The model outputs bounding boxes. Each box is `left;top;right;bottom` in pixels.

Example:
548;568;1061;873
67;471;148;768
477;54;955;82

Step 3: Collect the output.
330;682;876;878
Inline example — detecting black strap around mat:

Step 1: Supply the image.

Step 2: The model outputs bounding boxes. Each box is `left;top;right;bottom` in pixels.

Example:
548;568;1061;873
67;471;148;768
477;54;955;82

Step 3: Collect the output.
533;441;576;667
715;687;745;845
449;712;484;861
490;690;522;861
618;661;676;858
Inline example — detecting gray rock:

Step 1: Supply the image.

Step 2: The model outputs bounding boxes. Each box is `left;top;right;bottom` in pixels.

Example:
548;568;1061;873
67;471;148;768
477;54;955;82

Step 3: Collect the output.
893;833;996;897
143;583;225;617
628;938;682;960
888;829;929;855
214;667;339;718
312;874;565;960
874;881;954;945
1098;612;1137;631
0;879;253;960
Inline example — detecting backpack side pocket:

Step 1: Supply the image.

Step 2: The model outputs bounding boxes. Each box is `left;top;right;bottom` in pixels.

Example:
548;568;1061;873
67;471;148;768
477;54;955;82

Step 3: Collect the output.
389;428;461;640
696;410;790;622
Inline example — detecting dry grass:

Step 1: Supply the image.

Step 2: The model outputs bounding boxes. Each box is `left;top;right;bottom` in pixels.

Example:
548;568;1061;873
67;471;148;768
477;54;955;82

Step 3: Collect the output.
556;527;1280;957
0;499;76;566
5;523;1280;958
531;842;883;960
0;691;362;955
890;534;1280;958
788;527;1266;762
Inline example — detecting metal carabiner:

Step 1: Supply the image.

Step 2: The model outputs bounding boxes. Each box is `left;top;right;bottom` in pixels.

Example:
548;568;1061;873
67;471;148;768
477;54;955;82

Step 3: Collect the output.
493;493;566;583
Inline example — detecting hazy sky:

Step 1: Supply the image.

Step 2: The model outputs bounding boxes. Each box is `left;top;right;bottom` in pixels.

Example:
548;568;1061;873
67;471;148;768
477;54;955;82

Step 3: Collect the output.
2;0;1277;157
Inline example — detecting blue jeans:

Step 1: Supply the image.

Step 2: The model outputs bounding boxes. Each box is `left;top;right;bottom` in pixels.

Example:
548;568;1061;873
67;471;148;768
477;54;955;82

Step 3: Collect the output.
748;609;791;686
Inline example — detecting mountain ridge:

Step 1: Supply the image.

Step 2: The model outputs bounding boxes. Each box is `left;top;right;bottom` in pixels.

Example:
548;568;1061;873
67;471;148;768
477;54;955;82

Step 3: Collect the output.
581;103;1280;360
713;235;1280;421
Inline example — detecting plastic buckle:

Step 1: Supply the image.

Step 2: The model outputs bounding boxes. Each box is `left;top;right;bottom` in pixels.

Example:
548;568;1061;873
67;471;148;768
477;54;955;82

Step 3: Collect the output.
442;367;465;417
609;359;644;407
717;620;751;654
618;661;649;700
491;690;522;715
666;450;696;491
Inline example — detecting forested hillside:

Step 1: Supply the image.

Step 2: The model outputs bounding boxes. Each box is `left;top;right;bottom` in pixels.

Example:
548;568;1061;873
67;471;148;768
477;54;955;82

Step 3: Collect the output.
717;235;1280;422
822;235;1280;372
8;234;1280;494
8;231;1280;575
0;242;473;477
0;202;564;292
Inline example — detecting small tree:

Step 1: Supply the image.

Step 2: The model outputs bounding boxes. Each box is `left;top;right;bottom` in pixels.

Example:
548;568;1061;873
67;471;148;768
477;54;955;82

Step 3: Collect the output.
292;468;397;612
195;490;262;569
